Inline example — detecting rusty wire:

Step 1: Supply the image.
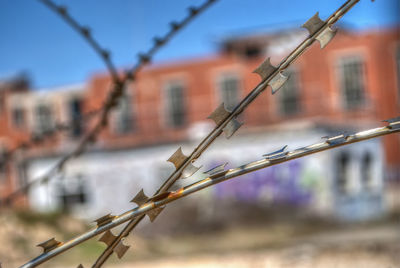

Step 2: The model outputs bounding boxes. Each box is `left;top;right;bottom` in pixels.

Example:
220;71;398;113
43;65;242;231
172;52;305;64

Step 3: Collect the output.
19;117;400;268
1;0;218;206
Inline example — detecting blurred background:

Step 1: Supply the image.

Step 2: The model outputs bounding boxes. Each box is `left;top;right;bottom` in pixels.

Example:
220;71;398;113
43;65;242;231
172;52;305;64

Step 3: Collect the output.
0;0;399;267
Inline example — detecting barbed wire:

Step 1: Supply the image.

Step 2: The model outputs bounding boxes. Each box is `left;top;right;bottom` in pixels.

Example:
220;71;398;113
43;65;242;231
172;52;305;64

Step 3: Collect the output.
39;0;121;83
1;0;219;206
0;108;101;166
4;0;384;267
19;116;400;268
90;1;363;266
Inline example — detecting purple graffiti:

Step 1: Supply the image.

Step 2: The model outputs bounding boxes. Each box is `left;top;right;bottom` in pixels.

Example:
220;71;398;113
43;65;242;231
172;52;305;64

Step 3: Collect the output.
211;159;312;206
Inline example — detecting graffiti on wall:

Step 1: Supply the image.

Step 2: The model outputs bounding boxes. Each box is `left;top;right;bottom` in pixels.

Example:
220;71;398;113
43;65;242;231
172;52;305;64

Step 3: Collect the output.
211;159;320;206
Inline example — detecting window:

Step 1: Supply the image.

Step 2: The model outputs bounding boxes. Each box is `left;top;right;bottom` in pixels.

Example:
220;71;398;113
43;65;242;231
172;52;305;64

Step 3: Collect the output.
0;146;6;182
279;69;301;116
12;107;26;129
57;174;87;211
17;161;28;188
337;56;366;109
396;45;400;103
0;93;4;114
35;104;53;134
244;45;262;59
336;152;350;194
361;152;373;191
165;81;186;127
114;94;134;134
69;98;84;137
218;74;240;110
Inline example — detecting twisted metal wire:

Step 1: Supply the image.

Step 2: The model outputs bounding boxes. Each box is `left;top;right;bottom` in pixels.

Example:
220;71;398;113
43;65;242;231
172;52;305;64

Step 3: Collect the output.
1;0;218;205
20;117;400;268
91;1;362;266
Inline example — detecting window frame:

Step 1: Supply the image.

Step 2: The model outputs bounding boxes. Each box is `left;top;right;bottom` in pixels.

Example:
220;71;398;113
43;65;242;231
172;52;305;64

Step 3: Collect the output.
113;92;135;135
163;80;187;128
34;103;53;134
277;68;301;116
216;72;241;111
336;55;367;110
11;106;26;129
395;44;400;105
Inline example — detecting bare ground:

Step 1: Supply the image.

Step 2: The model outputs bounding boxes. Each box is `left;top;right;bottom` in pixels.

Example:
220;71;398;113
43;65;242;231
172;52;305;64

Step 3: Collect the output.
1;210;399;268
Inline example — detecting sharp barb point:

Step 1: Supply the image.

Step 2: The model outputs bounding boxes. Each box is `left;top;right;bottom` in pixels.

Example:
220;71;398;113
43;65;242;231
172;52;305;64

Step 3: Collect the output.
263;145;288;161
302;12;324;35
94;214;115;228
170;21;181;31
223;118;243;139
98;230;117;246
204;163;228;178
322;132;351;145
269;73;289;94
37;238;62;253
131;189;149;206
316;26;337;49
253;57;277;81
208;103;230;125
167;147;187;170
147;206;165;222
114;241;130;259
181;163;202;179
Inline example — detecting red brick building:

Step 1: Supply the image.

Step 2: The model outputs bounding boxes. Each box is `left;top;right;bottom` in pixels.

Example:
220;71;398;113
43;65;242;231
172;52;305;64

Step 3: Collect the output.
87;27;400;169
1;26;399;205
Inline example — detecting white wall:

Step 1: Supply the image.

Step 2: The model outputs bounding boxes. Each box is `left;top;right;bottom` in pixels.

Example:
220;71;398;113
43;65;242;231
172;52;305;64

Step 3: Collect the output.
27;124;385;221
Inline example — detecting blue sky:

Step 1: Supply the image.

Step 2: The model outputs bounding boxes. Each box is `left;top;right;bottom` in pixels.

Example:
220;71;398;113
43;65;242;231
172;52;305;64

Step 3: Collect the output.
0;0;399;89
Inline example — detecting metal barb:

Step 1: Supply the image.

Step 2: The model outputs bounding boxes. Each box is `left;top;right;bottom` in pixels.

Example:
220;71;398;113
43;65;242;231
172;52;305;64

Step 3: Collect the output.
224;118;243;139
138;53;151;63
170;21;181;31
21;118;398;268
22;119;400;268
322;133;350;145
263;145;288;161
37;238;62;253
147;206;165;222
181;162;202;179
384;116;400;130
81;26;91;37
19;1;367;267
114;240;130;259
302;12;325;35
131;189;149;206
149;192;171;202
167;147;188;170
253;57;277;81
316;26;337;48
208;103;230;125
204;163;228;178
269;72;289;94
99;230;117;246
153;37;165;46
188;6;199;15
94;214;116;228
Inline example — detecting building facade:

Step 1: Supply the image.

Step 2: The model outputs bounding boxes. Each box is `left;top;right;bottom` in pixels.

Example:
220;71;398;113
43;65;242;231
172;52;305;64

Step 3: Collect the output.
1;27;399;220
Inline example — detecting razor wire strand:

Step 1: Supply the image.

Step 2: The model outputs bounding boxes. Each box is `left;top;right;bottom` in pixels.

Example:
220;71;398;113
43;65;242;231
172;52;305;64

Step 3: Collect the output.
90;1;364;267
19;116;400;268
1;0;218;205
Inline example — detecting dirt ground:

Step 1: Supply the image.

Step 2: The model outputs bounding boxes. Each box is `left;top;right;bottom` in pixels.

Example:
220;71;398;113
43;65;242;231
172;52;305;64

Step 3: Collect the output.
1;210;399;268
109;222;400;268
